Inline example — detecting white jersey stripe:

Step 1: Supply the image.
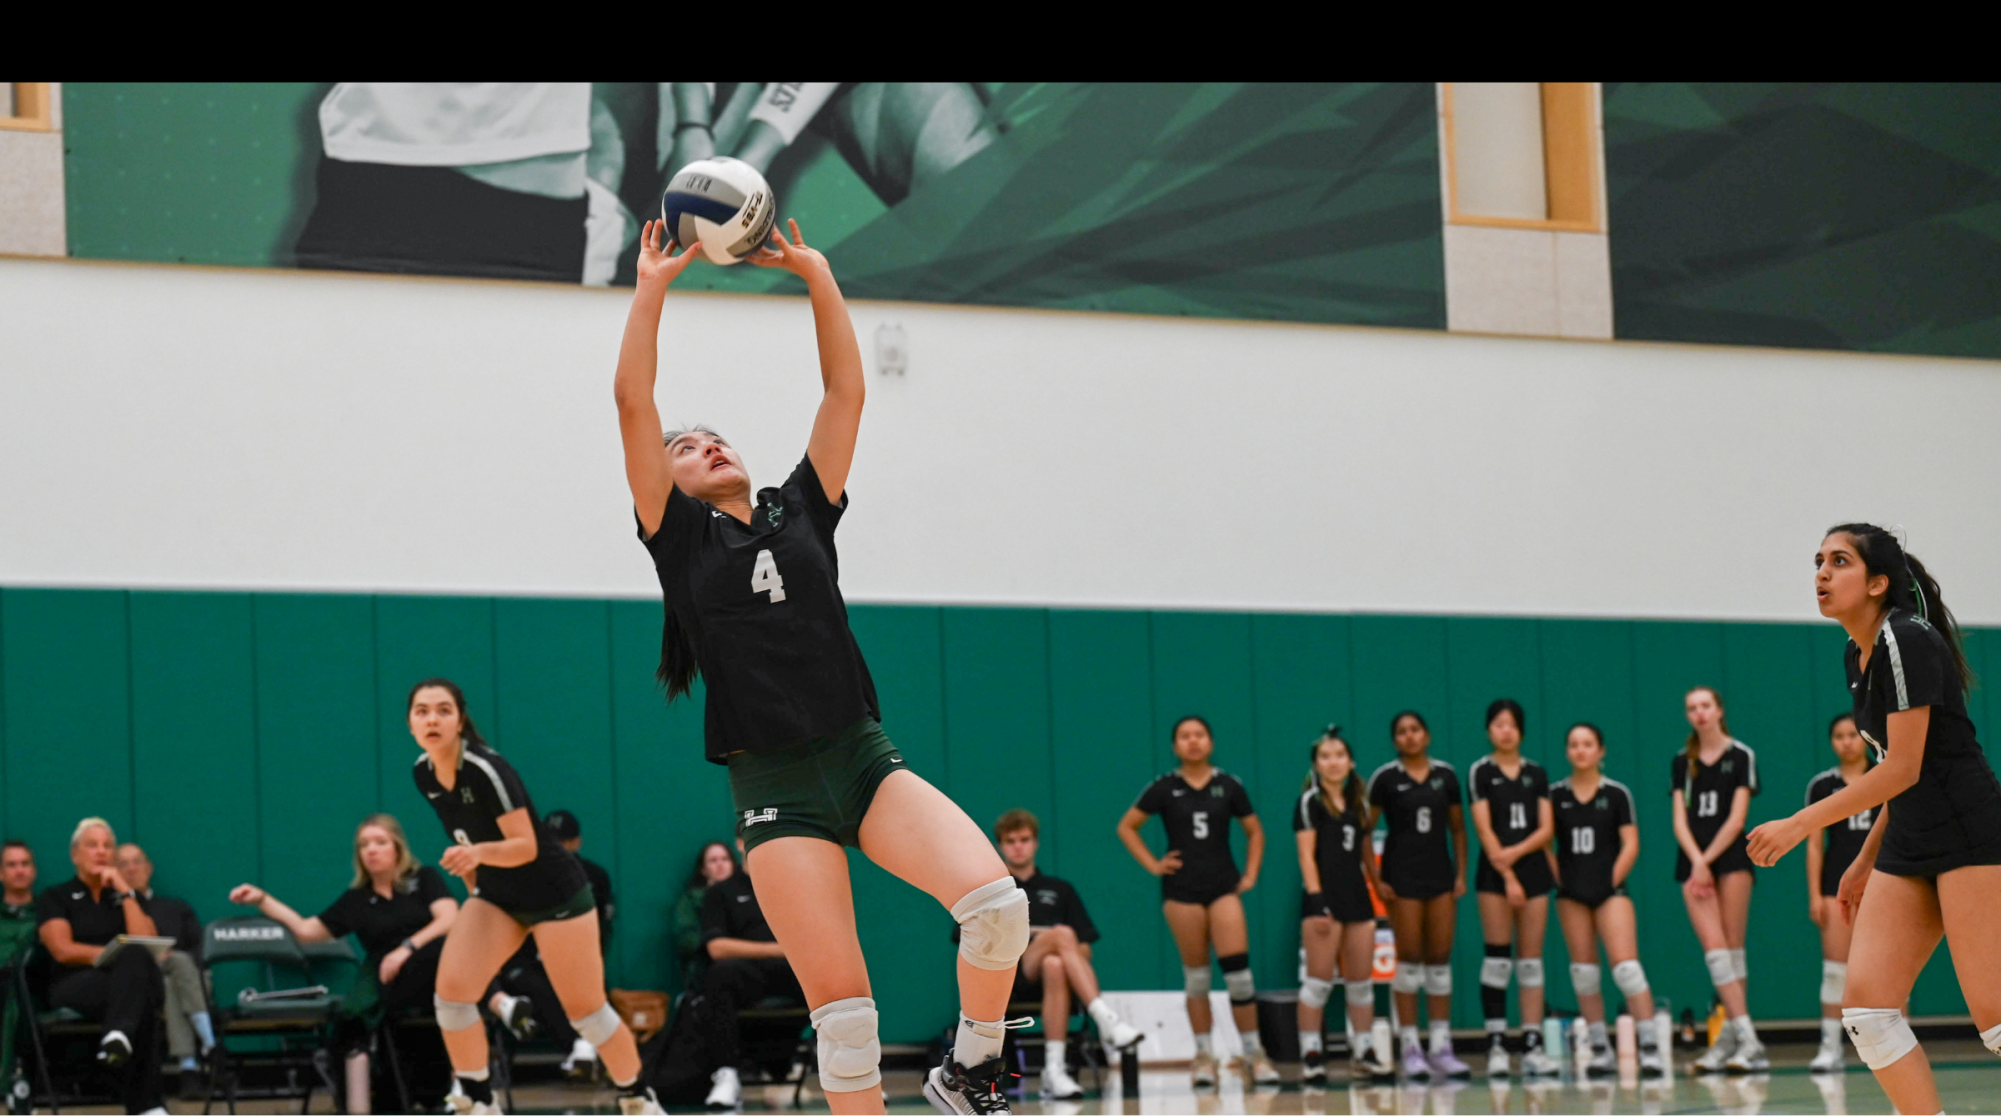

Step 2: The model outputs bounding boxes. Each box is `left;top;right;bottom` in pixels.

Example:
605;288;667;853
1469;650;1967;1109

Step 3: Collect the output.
1882;622;1910;709
462;751;515;814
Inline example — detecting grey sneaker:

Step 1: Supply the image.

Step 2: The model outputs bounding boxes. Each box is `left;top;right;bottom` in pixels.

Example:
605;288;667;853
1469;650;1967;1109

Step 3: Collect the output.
1692;1024;1738;1074
1724;1034;1770;1074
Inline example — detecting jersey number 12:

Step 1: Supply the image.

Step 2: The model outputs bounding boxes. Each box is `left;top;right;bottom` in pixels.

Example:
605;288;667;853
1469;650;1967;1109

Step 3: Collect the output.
752;550;786;603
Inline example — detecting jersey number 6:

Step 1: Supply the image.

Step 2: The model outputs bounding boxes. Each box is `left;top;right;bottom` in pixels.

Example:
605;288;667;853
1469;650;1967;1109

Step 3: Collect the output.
752;549;786;603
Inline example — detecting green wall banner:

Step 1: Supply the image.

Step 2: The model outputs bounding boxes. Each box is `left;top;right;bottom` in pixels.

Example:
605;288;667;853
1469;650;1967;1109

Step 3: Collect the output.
63;82;1445;328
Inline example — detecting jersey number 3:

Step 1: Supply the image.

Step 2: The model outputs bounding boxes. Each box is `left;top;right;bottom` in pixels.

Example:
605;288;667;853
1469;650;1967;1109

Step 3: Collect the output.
752;549;786;603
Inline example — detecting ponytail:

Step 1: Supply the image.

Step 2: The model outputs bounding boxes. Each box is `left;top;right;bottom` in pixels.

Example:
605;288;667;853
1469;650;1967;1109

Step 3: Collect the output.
1827;523;1974;694
657;602;700;701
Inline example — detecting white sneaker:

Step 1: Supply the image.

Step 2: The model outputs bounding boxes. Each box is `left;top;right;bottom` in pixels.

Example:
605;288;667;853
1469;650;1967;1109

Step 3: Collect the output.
618;1086;667;1115
1583;1043;1616;1077
1519;1046;1562;1077
1103;1018;1144;1050
1484;1035;1510;1078
560;1036;598;1077
1361;1034;1397;1079
1639;1043;1668;1077
1247;1051;1282;1086
1692;1024;1738;1074
444;1096;502;1116
704;1065;741;1109
1040;1061;1084;1100
1809;1037;1845;1073
1725;1034;1770;1074
1190;1050;1219;1088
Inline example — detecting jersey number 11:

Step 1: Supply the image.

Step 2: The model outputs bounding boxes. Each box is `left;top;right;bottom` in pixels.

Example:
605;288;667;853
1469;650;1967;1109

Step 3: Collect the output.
752;550;786;603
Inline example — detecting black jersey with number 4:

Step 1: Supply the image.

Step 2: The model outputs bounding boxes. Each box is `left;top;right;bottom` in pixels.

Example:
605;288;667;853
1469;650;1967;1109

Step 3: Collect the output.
1551;777;1635;905
1133;769;1254;870
1667;739;1759;879
639;453;881;763
1368;759;1462;897
1805;768;1877;896
414;742;586;912
1847;607;2001;876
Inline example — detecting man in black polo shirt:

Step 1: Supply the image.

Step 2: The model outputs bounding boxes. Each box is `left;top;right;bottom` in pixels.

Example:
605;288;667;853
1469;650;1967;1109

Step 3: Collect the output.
544;810;615;955
695;846;801;1110
36;818;167;1115
992;809;1143;1101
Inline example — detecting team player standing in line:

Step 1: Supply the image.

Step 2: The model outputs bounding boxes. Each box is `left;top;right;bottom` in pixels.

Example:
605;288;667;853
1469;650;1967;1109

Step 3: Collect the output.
1749;524;2001;1116
1368;711;1471;1080
1669;686;1768;1072
616;220;1031;1116
1117;716;1280;1087
1293;728;1392;1082
1466;699;1559;1078
1802;713;1874;1074
1550;723;1667;1077
405;679;661;1115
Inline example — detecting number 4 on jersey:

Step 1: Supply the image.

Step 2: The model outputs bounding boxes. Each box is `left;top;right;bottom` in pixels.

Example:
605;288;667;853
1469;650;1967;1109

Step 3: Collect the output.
752;549;786;603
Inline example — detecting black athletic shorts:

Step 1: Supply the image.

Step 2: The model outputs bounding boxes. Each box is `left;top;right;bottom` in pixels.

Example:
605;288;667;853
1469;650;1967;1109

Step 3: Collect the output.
1162;863;1240;906
1302;881;1375;924
1556;883;1628;908
481;884;596;929
1475;853;1554;897
728;718;906;852
1674;840;1755;883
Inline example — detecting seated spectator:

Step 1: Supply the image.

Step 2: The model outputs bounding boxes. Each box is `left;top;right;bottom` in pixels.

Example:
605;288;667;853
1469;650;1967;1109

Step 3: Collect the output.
695;841;801;1110
671;842;735;989
3;840;39;1097
544;810;615;955
520;808;616;1076
992;809;1143;1101
36;818;167;1115
229;814;457;1113
115;843;214;1096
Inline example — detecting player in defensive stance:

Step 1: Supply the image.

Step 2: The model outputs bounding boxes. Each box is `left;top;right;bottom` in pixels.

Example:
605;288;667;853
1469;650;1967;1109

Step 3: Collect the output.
1550;723;1666;1077
1294;728;1392;1082
1466;699;1558;1078
1749;524;2001;1116
1117;717;1279;1087
405;679;661;1115
1803;713;1875;1073
616;220;1029;1115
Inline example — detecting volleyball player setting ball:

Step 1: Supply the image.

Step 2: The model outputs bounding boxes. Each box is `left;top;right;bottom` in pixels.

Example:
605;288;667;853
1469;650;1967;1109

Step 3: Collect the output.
615;219;1034;1115
1748;524;2001;1116
406;679;661;1115
1801;713;1874;1073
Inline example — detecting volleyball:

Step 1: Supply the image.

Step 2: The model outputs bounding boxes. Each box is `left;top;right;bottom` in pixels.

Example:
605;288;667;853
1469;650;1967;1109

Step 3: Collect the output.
660;157;777;265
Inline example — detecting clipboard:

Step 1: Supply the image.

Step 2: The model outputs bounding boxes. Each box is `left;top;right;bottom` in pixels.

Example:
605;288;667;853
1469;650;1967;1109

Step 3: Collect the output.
94;934;175;967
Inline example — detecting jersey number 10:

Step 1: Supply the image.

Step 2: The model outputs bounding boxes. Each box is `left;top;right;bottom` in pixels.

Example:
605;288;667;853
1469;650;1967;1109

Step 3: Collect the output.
752;550;786;603
1571;826;1595;855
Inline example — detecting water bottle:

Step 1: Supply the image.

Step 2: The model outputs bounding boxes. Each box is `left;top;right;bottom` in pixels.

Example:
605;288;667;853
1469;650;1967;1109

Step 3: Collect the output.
1571;1016;1590;1070
1542;1016;1566;1072
1615;1013;1637;1059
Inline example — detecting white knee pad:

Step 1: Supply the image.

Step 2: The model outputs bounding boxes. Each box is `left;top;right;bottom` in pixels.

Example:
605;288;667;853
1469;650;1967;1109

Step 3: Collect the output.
1842;1007;1918;1071
570;1002;623;1047
952;878;1030;971
1728;948;1747;982
1300;977;1333;1009
1346;980;1375;1007
810;997;881;1093
1424;965;1452;997
1515;957;1544;988
1981;1020;2001;1057
1479;956;1513;989
1612;960;1649;997
1224;968;1257;1005
1704;949;1736;990
433;995;481;1033
1181;965;1211;997
1821;960;1847;1007
1569;963;1602;998
1391;963;1424;994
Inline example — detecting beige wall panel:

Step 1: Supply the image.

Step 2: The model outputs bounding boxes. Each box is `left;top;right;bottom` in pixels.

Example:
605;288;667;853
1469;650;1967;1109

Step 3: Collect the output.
1443;223;1558;336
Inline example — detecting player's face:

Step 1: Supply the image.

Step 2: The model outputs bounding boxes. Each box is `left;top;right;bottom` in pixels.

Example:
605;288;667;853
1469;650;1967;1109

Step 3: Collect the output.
1392;715;1429;757
1815;533;1886;620
667;431;749;503
1829;717;1867;764
1172;720;1214;764
1487;711;1521;751
1565;726;1603;774
999;829;1038;870
114;845;152;892
1314;739;1354;786
0;848;35;893
1683;689;1722;734
356;826;398;875
701;844;735;884
408;687;463;749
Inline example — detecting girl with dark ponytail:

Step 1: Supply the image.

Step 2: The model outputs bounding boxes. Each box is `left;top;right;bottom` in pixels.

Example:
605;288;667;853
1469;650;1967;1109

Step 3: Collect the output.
1748;524;2001;1114
1292;728;1390;1081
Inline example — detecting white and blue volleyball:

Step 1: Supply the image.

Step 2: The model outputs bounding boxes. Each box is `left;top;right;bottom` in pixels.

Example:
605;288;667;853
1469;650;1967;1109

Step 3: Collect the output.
661;157;777;265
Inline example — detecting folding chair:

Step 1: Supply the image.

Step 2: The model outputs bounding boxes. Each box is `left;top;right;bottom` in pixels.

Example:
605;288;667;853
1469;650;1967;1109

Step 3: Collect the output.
1003;995;1106;1095
8;948;118;1113
201;917;342;1115
738;996;815;1107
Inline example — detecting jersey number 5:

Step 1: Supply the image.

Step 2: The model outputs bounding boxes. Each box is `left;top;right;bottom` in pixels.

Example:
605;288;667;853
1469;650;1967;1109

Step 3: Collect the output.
1192;812;1209;840
752;549;786;603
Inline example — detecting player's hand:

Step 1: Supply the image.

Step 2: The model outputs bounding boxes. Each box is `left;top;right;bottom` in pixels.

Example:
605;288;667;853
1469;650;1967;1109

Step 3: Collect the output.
1376;881;1398;903
1684;862;1715;898
440;845;480;878
1491;847;1518;871
749;219;831;280
1452;875;1467;899
229;884;267;906
1836;858;1871;925
636;219;703;287
1808;893;1825;927
1747;816;1807;867
1504;874;1526;908
1235;873;1257;895
1153;851;1184;877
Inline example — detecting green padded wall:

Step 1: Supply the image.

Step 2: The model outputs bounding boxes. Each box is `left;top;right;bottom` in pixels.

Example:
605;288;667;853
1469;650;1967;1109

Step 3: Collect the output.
3;587;1996;1042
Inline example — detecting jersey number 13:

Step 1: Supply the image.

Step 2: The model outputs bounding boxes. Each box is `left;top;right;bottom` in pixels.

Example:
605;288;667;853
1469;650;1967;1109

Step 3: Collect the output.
752;550;786;603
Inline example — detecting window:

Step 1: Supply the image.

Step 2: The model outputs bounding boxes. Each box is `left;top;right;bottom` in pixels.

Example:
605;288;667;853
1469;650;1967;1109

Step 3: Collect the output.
2;83;53;132
1443;82;1602;232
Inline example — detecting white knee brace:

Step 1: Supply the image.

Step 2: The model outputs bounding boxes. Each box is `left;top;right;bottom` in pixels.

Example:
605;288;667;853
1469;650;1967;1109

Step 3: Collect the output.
1424;965;1452;997
1223;968;1257;1006
953;878;1030;971
1570;962;1602;998
810;997;882;1092
1842;1007;1918;1071
1346;980;1375;1006
1300;977;1333;1009
1184;966;1212;997
1729;948;1747;982
1982;1020;2001;1057
1612;959;1649;997
433;995;481;1032
1479;956;1513;989
1704;949;1736;990
571;1002;622;1047
1391;963;1425;994
1821;960;1847;1007
1515;957;1544;988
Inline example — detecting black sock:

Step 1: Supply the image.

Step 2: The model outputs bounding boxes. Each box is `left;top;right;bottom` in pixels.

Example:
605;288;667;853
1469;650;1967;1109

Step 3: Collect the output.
457;1075;492;1105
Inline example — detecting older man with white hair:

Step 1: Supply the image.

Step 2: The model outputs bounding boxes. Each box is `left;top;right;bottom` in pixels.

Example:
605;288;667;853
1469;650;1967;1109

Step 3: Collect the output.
37;818;168;1115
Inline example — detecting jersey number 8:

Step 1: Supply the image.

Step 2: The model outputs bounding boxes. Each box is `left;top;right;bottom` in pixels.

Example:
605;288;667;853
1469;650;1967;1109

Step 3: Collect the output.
752;549;786;603
1416;806;1432;834
1192;812;1209;840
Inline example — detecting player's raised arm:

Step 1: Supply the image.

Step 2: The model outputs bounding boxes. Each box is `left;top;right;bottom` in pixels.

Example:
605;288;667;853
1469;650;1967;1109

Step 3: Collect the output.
752;219;863;503
614;220;704;537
